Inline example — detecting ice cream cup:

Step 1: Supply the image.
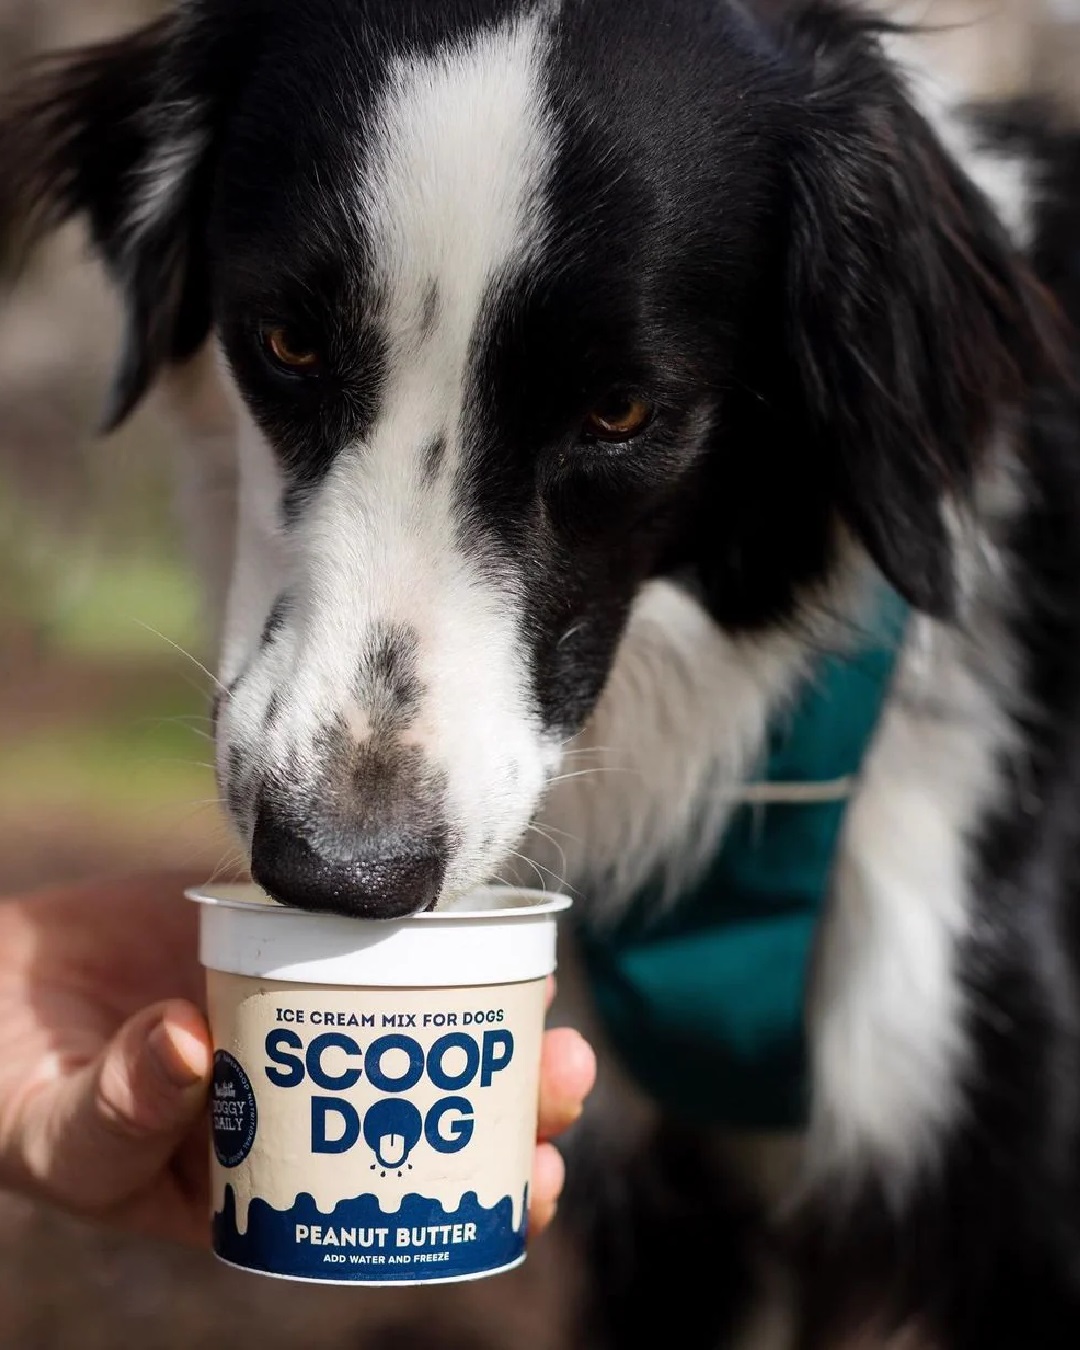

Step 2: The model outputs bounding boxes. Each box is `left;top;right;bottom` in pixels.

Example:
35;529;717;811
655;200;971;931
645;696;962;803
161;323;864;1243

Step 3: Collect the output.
187;883;571;1286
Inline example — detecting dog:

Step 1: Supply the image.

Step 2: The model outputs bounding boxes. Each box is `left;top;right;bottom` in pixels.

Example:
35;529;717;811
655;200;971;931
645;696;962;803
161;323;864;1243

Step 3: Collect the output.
3;0;1080;1345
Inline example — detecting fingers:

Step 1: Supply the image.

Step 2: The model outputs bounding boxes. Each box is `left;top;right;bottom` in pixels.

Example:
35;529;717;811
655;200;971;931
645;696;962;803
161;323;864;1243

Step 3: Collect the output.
537;1026;596;1140
528;1022;596;1239
528;1141;565;1236
17;999;212;1215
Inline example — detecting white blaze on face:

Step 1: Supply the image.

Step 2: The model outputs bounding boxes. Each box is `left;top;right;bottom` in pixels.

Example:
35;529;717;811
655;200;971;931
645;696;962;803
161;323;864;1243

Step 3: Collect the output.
217;13;560;898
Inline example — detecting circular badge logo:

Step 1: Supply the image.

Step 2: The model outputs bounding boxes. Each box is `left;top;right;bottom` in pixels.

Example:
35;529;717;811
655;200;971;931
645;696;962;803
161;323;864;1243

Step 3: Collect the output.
212;1050;258;1168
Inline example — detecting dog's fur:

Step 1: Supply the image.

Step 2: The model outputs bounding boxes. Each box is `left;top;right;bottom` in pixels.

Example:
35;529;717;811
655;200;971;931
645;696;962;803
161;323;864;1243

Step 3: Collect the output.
3;1;1080;1345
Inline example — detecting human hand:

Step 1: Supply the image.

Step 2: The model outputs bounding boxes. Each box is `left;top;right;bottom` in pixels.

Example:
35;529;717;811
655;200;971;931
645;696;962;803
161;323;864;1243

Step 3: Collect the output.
0;874;595;1245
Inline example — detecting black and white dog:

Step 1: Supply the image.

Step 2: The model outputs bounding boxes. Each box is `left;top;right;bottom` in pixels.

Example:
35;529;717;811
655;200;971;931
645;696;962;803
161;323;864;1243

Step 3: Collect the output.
3;0;1080;1345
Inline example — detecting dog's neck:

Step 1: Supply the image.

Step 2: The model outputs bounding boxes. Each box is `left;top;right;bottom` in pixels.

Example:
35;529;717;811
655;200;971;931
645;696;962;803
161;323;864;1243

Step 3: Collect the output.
523;544;890;911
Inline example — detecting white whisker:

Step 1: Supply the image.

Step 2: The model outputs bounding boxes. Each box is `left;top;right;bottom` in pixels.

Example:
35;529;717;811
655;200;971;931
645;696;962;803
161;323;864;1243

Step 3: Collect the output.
144;758;218;772
505;848;575;897
206;843;249;886
527;819;581;844
130;619;226;693
137;716;215;744
525;821;568;882
546;765;639;787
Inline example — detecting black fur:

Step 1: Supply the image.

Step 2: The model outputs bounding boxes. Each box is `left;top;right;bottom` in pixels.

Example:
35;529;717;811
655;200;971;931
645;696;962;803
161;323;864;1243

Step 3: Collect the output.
561;1117;768;1350
259;594;289;648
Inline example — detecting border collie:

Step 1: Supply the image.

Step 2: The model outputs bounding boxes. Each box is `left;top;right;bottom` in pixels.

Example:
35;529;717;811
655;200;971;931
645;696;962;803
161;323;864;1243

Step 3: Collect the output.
3;1;1080;1345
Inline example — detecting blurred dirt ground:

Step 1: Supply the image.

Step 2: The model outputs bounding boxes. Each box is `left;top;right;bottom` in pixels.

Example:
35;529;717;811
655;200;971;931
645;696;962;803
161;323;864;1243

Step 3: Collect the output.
1;0;1078;1346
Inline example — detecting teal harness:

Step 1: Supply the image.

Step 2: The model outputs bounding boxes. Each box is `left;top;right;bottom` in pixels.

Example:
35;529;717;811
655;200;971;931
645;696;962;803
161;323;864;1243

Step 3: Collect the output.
576;590;908;1131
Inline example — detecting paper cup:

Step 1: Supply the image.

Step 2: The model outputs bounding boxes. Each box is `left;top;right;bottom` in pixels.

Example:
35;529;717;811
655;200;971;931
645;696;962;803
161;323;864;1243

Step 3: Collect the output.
188;883;571;1286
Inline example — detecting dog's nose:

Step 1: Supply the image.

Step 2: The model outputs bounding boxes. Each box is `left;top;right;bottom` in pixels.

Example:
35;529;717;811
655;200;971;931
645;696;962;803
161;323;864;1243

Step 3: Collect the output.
250;798;447;918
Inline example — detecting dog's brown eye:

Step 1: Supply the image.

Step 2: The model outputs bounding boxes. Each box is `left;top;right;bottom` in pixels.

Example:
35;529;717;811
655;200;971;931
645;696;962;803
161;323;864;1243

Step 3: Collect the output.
582;393;653;442
262;326;321;373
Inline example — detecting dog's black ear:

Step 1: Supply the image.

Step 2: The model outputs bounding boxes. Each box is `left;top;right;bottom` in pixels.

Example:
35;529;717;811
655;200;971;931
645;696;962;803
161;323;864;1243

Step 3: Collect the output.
782;15;1060;615
0;18;215;430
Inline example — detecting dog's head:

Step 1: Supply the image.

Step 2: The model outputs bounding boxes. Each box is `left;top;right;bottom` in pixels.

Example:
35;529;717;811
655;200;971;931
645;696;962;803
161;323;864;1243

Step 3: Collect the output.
1;0;1054;914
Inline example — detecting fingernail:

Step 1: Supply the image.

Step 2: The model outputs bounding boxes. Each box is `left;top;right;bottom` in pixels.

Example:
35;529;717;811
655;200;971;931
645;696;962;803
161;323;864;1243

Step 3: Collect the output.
148;1019;211;1090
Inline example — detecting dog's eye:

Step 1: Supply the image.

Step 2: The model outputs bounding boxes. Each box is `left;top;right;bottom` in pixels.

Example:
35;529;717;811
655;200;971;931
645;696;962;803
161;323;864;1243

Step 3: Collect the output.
582;393;654;443
261;326;321;375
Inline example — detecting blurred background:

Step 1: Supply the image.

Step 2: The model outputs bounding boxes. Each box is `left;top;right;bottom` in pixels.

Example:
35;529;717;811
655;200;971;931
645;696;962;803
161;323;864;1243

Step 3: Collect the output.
0;0;1077;1346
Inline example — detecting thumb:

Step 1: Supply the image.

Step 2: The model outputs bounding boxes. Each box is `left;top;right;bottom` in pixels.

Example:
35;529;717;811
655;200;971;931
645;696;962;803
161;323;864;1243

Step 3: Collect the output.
24;1001;212;1214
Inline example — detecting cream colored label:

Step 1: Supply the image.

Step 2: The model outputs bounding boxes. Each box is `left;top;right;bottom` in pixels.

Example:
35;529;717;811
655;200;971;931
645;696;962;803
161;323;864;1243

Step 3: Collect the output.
207;974;545;1283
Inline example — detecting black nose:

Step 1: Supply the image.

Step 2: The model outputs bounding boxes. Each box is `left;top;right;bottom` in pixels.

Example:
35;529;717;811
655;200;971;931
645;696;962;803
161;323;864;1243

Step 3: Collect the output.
250;798;447;918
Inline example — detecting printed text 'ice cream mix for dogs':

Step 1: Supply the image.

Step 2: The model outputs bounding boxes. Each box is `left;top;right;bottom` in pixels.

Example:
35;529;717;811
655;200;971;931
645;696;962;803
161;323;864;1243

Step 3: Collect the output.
189;885;570;1285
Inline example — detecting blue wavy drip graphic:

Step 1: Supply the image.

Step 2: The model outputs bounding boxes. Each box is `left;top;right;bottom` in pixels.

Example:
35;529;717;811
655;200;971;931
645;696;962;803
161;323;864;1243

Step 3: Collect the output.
214;1184;528;1281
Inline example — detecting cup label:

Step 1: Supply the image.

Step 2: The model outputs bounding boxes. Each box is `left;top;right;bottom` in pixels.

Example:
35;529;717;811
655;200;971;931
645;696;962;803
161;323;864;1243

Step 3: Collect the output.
207;974;546;1284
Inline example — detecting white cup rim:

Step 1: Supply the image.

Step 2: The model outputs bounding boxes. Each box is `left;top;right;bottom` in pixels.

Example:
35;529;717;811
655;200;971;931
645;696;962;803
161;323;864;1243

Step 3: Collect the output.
188;883;572;986
186;882;572;924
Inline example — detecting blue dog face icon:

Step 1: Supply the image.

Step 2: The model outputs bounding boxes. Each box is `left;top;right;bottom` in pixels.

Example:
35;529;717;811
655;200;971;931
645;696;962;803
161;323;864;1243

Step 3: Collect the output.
363;1098;423;1175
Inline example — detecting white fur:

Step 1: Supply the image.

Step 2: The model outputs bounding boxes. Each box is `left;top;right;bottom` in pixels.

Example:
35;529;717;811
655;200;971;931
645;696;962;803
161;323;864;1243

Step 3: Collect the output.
803;616;1011;1189
882;28;1033;246
529;554;883;910
213;12;562;894
126;120;207;242
531;579;811;908
361;16;554;368
804;460;1023;1191
795;25;1035;1188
